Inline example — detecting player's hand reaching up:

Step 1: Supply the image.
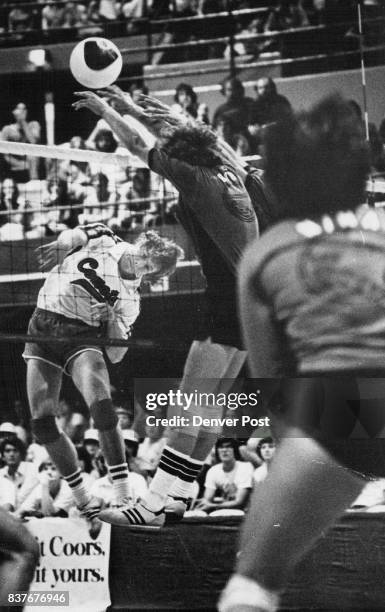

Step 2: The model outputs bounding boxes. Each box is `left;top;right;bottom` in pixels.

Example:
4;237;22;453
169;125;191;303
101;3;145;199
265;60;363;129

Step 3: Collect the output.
137;94;186;123
72;91;110;117
35;241;68;271
96;85;139;117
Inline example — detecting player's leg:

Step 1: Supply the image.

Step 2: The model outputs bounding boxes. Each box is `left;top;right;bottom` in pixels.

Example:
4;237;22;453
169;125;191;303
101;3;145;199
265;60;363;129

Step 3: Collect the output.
219;377;369;612
0;508;40;605
164;339;246;509
27;358;95;513
98;338;246;527
218;428;364;612
68;349;130;504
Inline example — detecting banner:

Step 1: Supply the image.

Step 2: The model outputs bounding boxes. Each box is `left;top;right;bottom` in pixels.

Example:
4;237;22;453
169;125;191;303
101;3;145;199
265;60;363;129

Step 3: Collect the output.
25;518;111;612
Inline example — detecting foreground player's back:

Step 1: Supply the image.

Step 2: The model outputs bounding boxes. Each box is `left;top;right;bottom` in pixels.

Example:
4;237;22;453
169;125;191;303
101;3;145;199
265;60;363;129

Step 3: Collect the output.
243;207;385;374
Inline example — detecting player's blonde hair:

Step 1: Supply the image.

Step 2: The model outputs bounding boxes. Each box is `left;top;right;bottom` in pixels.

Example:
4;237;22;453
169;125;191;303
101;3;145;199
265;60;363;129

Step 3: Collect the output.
136;230;184;283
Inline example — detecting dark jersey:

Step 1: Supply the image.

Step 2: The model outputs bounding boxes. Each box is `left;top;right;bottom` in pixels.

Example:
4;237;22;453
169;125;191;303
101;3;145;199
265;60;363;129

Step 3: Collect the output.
148;148;258;280
247;208;385;373
244;168;278;234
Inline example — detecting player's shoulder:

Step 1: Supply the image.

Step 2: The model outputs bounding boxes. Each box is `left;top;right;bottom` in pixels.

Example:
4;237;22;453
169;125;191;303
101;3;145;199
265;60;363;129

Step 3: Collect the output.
80;222;121;242
240;219;299;277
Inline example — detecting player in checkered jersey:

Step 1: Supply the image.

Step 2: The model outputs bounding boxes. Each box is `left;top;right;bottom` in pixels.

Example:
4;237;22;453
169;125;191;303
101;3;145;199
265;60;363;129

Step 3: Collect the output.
23;223;183;528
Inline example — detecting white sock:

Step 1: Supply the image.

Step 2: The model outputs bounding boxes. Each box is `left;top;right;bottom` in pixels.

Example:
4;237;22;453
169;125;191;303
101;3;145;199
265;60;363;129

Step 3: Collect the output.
107;462;130;502
169;476;201;500
144;446;202;511
218;575;280;612
64;469;90;508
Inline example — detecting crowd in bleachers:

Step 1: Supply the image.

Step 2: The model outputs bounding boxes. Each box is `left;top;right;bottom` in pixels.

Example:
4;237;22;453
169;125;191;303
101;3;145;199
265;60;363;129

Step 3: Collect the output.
1;409;383;525
0;404;277;521
2;1;382;63
1;73;385;240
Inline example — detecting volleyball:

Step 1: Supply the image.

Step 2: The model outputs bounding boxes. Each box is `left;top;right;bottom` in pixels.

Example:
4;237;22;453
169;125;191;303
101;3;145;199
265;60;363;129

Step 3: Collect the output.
69;37;122;89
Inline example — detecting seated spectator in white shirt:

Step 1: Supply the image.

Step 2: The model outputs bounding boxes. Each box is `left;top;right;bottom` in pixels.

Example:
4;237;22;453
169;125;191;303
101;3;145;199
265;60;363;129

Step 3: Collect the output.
0;437;39;511
136;418;168;477
90;453;147;506
0;476;16;511
253;437;276;485
17;460;74;518
196;438;253;514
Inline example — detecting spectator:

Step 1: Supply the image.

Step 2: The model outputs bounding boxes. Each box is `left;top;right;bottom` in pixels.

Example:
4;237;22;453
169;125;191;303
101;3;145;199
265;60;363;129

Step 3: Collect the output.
248;77;292;151
212;76;254;138
122;429;146;476
253;437;276;484
0;422;17;440
136;416;168;476
83;429;100;459
115;406;132;429
0;437;39;511
197;103;210;125
41;2;66;30
264;0;309;32
1;102;41;183
128;82;149;104
8;5;34;33
26;442;49;466
17;460;75;518
113;167;158;230
196;438;253;513
171;83;199;120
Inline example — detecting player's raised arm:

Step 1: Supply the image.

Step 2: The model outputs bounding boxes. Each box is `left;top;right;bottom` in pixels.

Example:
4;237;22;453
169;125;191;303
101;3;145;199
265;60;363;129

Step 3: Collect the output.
73;91;150;163
36;223;118;271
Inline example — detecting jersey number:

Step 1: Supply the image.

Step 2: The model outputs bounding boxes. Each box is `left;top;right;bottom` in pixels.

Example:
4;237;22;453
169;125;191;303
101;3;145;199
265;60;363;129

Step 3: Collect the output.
71;257;119;306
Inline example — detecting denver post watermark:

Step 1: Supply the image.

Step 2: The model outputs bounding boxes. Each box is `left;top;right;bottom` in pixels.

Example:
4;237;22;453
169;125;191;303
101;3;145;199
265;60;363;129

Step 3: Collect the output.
134;379;271;437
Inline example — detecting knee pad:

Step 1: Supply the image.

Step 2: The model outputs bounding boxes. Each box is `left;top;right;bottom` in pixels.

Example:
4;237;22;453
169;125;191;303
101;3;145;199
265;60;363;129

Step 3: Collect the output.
31;416;61;445
90;399;118;431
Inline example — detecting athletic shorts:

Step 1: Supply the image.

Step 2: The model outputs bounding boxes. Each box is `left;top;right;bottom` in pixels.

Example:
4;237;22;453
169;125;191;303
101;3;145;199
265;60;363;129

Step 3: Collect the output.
23;308;104;374
196;290;243;350
276;376;385;478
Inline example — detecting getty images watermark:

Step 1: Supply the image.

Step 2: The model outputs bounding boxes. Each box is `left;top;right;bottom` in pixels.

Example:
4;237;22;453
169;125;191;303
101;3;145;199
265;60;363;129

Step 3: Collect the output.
134;379;270;433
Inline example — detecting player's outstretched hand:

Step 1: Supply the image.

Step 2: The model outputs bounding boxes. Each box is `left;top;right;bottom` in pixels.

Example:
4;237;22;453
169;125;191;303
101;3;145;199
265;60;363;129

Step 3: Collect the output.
72;91;109;117
96;85;139;116
35;241;68;271
136;94;172;113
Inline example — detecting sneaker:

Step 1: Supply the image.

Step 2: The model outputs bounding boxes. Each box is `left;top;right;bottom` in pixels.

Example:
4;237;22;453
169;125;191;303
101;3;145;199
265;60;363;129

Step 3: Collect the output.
164;496;188;524
78;497;103;539
78;496;102;520
98;500;165;529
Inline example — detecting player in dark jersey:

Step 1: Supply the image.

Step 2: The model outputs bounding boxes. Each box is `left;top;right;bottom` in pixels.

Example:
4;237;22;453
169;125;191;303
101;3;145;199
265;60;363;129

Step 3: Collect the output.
219;95;385;612
25;223;182;531
73;88;258;527
0;508;39;606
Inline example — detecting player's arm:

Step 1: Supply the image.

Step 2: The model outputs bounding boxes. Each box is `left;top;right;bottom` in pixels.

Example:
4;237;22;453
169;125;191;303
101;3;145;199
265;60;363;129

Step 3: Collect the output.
217;487;251;510
36;223;117;271
195;486;218;511
238;241;283;376
73;91;150;163
97;86;187;138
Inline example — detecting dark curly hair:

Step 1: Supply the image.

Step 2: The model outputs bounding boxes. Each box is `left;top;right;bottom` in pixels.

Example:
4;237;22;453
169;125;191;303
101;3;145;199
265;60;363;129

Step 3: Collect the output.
158;123;223;167
264;93;370;219
215;437;240;461
0;436;26;459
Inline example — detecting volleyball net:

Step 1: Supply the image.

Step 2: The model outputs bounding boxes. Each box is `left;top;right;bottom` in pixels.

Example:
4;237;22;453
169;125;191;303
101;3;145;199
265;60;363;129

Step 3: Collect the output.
0;139;208;356
0;138;384;346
